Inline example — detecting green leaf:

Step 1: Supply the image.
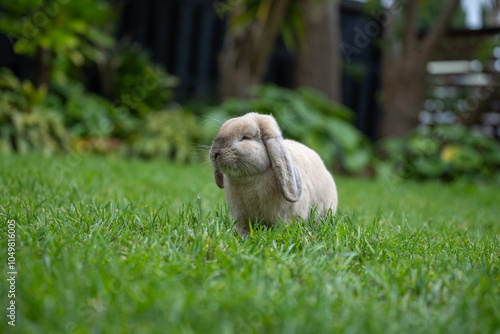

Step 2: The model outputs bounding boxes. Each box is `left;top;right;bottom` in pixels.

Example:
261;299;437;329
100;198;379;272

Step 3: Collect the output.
451;146;483;171
326;119;362;152
409;136;439;156
69;50;85;66
13;38;37;55
67;19;88;33
414;156;446;178
343;147;371;173
48;29;80;51
86;27;114;48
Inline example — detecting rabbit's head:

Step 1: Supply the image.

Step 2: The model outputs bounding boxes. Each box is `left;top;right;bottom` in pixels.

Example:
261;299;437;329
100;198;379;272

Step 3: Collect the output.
209;113;302;202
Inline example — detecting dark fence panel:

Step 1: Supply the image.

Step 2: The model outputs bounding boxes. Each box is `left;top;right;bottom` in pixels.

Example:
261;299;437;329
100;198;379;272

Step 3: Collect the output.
0;34;34;81
118;0;226;100
340;2;382;140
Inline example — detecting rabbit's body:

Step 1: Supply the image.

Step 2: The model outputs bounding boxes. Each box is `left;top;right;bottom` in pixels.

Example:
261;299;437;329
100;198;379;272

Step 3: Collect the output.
210;113;337;235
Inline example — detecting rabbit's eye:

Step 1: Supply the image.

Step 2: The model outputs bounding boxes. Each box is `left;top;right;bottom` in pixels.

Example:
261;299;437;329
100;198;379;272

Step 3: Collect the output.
240;136;252;141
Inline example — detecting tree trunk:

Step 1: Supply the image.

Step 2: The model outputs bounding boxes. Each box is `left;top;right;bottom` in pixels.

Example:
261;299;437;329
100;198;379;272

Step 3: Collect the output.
295;0;341;102
380;0;460;138
218;29;262;99
35;46;51;88
219;0;290;99
381;58;426;137
486;0;500;27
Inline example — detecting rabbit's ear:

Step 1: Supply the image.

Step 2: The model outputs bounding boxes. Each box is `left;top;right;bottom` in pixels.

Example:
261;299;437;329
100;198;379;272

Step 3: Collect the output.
263;136;302;202
214;168;224;189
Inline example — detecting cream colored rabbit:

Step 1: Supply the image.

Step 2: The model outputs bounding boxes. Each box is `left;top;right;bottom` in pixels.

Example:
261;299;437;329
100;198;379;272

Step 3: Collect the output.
209;112;337;235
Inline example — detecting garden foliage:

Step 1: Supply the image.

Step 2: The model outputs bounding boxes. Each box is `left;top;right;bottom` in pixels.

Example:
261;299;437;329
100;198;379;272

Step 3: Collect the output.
0;0;204;160
110;42;179;117
379;124;500;182
0;0;115;84
0;69;68;154
129;107;207;164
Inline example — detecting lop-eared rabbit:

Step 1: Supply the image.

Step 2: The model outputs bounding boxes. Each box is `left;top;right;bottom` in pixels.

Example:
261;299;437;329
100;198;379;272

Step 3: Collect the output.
210;112;337;235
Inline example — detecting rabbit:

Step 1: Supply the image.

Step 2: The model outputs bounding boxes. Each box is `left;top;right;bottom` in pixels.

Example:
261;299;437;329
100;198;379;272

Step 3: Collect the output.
209;112;338;235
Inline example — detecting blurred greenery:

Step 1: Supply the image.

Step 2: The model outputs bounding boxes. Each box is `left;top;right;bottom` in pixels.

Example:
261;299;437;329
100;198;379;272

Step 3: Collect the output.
206;84;374;174
110;42;179;117
0;68;69;154
0;0;115;84
49;80;134;140
129;107;208;164
378;124;500;183
0;0;190;159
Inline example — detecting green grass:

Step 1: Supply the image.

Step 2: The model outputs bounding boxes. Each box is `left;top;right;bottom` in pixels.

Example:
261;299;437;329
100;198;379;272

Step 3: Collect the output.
1;154;499;334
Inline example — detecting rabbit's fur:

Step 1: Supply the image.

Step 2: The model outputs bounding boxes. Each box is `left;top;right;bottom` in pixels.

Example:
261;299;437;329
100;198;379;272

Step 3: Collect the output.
210;112;337;235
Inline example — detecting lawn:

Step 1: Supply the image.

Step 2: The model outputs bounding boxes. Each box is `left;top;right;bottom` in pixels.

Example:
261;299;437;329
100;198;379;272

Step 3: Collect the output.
1;153;499;333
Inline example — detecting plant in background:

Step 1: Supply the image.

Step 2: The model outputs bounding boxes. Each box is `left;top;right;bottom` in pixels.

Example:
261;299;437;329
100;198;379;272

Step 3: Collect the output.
0;0;193;161
0;69;69;154
378;124;500;182
100;41;189;159
48;80;135;153
206;84;373;174
109;41;178;118
0;0;115;87
129;107;208;164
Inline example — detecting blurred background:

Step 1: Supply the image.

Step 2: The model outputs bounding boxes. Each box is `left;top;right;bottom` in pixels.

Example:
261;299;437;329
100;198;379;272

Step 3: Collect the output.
0;0;499;182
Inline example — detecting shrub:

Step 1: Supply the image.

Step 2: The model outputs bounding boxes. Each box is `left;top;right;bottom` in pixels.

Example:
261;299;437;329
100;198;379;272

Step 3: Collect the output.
206;85;373;174
378;124;500;182
0;0;115;85
0;69;69;154
49;80;135;140
110;42;178;117
129;107;208;164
